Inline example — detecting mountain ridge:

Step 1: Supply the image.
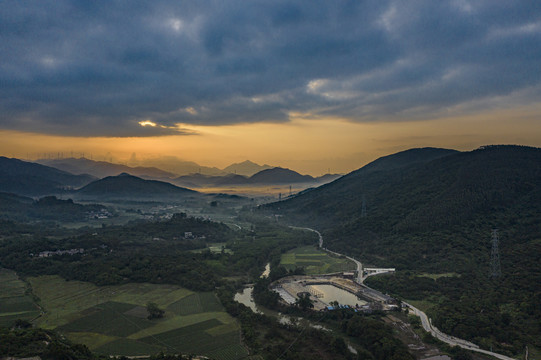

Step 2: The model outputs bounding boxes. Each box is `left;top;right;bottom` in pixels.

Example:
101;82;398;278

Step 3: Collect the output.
37;157;178;179
76;173;197;199
222;160;273;176
173;167;341;188
261;145;541;276
0;157;95;196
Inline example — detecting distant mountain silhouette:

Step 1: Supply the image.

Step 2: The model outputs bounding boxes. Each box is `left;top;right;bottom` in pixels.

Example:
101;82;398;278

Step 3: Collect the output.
215;174;251;186
172;167;341;188
135;157;224;176
248;167;314;184
77;173;197;199
37;157;177;179
0;157;95;196
313;173;342;183
222;160;273;176
173;173;249;188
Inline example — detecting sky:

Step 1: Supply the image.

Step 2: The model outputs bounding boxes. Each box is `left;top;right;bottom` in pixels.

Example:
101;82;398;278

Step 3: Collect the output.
1;0;540;175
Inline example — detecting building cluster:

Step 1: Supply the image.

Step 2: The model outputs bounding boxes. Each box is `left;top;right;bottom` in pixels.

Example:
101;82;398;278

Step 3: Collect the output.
37;248;84;258
176;232;206;240
141;205;178;220
86;208;112;219
272;274;400;312
142;213;174;220
324;301;398;313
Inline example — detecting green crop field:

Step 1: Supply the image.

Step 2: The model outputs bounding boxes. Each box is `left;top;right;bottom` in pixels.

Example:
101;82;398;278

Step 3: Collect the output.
26;275;248;359
0;268;40;327
167;292;225;316
280;246;356;275
191;242;234;254
137;319;241;355
58;301;155;337
94;338;163;356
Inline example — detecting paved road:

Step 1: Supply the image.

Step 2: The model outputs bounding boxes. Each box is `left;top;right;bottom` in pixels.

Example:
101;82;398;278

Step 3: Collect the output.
404;302;516;360
290;227;366;282
291;226;364;283
292;226;517;360
289;226;323;248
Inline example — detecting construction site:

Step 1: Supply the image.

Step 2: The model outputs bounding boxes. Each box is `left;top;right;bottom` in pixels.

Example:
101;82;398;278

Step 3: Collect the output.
271;274;397;311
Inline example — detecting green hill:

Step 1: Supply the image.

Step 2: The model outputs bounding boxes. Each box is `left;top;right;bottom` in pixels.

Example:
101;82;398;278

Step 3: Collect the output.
0;157;95;196
76;173;197;199
248;167;315;184
262;147;460;231
262;145;541;356
0;193;106;222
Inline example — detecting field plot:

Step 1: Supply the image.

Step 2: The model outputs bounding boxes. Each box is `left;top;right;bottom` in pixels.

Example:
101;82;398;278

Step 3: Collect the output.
28;275;248;358
167;292;225;315
191;242;234;254
0;268;40;327
280;246;356;275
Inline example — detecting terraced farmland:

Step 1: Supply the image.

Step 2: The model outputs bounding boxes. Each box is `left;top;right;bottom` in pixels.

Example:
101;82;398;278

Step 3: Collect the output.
280;246;356;275
0;268;40;327
28;275;248;358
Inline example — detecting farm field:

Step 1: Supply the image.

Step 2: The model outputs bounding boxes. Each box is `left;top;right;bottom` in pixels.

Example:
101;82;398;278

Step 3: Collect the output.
280;246;356;275
0;268;40;327
28;275;248;359
191;242;234;254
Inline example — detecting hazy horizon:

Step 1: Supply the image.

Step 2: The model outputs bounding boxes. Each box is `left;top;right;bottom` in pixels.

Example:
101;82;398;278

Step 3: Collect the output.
2;136;540;177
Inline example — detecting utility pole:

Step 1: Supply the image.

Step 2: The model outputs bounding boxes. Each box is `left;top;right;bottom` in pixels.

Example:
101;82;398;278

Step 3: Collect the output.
490;229;502;278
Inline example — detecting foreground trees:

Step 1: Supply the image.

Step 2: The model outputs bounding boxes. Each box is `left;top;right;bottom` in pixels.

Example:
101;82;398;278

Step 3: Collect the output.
146;302;165;319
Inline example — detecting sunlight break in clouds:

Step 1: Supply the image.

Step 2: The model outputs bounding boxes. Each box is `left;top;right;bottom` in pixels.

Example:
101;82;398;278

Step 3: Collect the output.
139;120;157;127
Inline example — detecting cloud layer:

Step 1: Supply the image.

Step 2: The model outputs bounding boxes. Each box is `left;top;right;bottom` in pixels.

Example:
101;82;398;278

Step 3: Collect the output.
1;0;540;136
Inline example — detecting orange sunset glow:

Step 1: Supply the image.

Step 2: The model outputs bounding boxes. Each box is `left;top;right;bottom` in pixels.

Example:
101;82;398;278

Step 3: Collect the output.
1;107;540;175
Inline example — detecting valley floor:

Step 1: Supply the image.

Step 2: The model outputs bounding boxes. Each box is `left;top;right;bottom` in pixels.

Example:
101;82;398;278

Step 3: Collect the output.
0;272;248;359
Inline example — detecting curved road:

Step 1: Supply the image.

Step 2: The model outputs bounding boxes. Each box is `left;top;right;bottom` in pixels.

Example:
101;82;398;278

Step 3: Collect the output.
289;226;323;248
289;226;364;283
291;226;517;360
404;302;516;360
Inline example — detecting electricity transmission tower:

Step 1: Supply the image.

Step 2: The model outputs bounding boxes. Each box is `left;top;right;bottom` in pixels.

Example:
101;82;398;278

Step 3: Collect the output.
490;229;502;278
361;195;367;218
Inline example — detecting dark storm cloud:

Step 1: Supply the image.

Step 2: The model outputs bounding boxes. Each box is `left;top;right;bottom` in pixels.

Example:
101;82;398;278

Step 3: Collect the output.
0;0;540;136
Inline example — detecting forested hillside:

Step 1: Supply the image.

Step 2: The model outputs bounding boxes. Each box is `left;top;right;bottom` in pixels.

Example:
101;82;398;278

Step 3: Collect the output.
76;173;197;199
0;193;107;222
263;145;539;267
262;145;541;357
0;214;317;291
0;157;95;196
